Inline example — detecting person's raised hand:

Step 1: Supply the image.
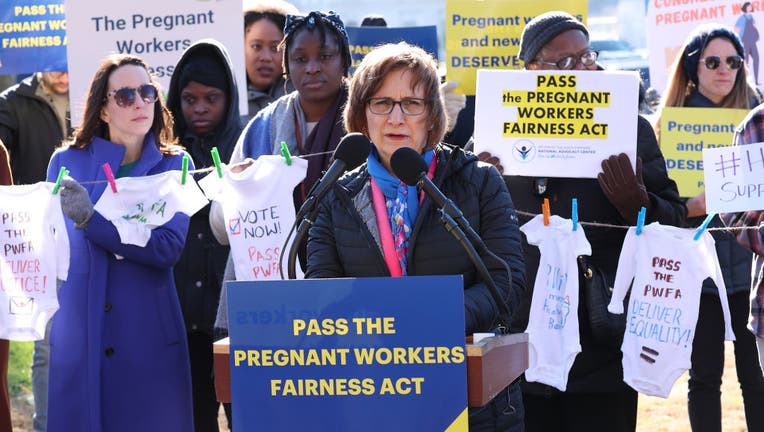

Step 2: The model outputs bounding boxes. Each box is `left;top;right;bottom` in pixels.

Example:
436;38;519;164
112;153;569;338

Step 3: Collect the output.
477;151;504;175
60;177;94;229
597;153;651;225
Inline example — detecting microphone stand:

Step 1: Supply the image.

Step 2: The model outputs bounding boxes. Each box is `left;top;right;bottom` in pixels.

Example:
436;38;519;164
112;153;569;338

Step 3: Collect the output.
437;208;511;333
286;204;320;280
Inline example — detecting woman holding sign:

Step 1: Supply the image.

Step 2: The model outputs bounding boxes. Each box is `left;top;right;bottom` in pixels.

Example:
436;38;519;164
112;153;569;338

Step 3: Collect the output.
656;23;764;432
305;42;526;431
45;54;194;431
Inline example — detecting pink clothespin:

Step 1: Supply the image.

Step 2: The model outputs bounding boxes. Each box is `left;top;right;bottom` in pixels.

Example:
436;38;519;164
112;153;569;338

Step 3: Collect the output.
102;163;117;193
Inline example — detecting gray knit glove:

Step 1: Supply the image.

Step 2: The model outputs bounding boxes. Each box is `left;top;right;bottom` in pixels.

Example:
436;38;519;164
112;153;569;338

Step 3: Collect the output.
60;177;94;230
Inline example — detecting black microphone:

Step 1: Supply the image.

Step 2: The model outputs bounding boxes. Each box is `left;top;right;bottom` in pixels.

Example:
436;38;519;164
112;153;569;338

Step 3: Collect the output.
391;147;468;229
390;147;512;326
296;132;372;219
283;132;372;280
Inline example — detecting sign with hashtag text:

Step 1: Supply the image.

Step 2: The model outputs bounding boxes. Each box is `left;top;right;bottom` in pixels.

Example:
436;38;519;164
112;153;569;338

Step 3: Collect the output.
703;141;764;213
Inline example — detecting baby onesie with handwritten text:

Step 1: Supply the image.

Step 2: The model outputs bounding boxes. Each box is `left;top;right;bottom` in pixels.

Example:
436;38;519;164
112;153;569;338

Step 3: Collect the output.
521;214;591;391
608;223;734;398
94;170;209;246
199;155;307;280
0;183;69;341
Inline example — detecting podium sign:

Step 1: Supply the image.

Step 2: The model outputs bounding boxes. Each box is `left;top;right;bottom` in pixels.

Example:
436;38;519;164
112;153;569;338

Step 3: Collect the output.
228;276;468;431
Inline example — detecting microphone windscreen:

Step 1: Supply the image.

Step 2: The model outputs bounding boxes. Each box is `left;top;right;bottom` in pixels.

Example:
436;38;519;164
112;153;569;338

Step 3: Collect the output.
333;133;372;170
391;147;428;186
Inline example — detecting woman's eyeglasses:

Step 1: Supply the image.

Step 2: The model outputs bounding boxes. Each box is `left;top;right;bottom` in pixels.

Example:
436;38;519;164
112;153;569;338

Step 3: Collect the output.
701;55;744;70
367;97;429;115
106;84;158;108
534;50;598;70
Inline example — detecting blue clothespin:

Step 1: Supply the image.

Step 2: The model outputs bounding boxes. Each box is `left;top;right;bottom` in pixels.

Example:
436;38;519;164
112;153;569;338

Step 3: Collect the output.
694;213;715;241
280;141;292;166
635;206;646;236
571;198;578;231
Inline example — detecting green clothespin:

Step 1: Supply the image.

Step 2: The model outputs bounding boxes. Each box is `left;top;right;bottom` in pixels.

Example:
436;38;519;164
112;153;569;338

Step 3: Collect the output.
52;166;68;194
280;141;292;166
211;147;223;178
181;154;189;185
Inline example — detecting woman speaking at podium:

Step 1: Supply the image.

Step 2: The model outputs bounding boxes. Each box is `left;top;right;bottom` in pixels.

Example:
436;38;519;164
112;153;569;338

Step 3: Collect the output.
304;42;526;431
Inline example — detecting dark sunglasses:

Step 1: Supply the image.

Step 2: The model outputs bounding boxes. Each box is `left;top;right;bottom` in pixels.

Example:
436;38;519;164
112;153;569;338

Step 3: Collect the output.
106;84;158;108
701;55;744;70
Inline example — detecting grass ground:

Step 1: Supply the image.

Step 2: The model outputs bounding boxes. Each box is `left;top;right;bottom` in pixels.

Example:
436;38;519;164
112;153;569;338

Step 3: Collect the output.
9;341;749;431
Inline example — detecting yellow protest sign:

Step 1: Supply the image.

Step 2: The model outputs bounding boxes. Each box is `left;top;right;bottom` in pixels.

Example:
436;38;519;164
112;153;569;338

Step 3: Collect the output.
659;107;748;198
445;0;587;95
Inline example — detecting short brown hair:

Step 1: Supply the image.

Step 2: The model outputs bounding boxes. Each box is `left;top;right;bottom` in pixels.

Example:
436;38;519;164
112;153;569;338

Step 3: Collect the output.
70;53;179;154
344;42;446;148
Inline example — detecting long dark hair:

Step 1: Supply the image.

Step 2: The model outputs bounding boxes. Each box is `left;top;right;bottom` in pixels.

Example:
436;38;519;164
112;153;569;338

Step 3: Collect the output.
70;53;179;154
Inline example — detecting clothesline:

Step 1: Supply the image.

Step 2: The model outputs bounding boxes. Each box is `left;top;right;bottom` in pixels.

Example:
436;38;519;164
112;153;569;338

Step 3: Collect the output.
515;210;761;232
74;149;335;185
44;155;764;234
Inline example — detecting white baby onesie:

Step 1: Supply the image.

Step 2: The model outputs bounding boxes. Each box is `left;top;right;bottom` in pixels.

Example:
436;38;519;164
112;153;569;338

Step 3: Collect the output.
608;223;734;398
199;155;307;281
520;214;591;391
94;170;209;246
0;183;69;341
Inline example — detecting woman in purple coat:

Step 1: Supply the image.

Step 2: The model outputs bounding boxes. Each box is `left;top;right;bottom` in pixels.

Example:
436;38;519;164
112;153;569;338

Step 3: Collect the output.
45;54;194;431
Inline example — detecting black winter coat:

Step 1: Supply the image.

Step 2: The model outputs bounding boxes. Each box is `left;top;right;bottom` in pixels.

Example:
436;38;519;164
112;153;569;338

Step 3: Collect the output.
167;40;243;336
306;144;526;336
0;74;69;184
506;115;686;394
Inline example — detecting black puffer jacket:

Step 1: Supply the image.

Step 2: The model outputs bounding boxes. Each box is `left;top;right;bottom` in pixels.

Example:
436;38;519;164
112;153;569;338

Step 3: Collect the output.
506;115;686;394
306;144;526;335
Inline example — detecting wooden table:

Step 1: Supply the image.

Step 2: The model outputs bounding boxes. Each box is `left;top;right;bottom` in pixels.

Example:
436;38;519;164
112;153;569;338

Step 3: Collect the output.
214;332;528;407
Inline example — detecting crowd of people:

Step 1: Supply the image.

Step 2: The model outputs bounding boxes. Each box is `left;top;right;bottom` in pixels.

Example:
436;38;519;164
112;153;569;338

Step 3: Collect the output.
2;2;764;432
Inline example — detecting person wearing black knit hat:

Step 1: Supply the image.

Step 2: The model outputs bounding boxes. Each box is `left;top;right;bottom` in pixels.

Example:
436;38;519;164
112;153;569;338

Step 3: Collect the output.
166;38;242;432
474;10;686;432
517;11;589;67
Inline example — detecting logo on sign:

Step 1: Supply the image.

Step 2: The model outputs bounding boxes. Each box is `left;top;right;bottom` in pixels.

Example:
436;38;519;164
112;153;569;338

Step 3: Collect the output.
512;139;536;162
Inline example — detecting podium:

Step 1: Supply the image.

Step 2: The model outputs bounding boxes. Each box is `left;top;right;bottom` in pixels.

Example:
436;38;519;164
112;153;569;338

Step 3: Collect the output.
214;332;528;407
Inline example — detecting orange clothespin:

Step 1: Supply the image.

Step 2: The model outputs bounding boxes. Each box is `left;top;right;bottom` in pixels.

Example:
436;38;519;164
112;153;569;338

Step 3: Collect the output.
542;198;551;226
102;163;117;193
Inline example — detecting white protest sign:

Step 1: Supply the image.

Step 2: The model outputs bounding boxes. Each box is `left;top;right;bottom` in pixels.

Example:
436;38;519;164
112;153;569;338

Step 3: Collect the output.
66;0;246;125
473;69;638;178
704;141;764;213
